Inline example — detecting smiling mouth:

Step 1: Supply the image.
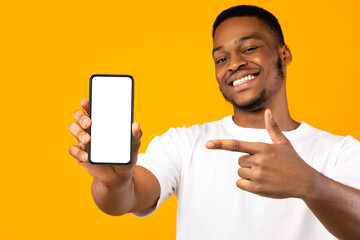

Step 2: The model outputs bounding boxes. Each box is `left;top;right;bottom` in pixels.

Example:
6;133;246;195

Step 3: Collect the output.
230;73;259;86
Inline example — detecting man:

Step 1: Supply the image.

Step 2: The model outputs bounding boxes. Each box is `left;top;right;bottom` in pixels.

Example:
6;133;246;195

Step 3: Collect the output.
68;5;360;240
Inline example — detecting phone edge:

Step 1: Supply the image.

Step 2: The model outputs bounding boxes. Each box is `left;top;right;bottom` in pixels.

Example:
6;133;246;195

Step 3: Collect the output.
88;74;134;165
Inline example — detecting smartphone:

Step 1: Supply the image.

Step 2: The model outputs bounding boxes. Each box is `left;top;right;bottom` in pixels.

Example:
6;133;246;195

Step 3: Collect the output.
88;74;134;165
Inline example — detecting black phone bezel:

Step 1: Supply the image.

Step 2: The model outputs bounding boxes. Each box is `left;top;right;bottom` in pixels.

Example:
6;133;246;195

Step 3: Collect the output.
88;74;134;165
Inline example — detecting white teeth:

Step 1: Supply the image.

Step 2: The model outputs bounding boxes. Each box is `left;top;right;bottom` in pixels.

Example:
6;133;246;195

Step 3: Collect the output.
232;75;256;86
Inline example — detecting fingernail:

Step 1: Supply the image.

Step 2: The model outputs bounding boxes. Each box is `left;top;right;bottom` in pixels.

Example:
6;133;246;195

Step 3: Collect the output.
269;110;273;121
82;119;88;127
206;141;215;148
82;135;88;142
81;153;87;160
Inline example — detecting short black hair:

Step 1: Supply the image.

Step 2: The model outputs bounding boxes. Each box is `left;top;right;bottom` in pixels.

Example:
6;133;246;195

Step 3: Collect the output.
212;5;285;46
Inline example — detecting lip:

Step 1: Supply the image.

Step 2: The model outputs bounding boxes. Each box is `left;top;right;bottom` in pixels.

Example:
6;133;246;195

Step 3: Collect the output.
226;70;260;86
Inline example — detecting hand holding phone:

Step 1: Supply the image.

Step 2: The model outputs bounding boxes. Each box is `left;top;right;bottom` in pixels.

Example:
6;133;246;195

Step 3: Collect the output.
68;98;142;185
68;74;140;186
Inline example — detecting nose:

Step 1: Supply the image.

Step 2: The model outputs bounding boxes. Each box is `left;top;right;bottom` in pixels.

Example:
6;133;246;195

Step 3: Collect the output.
227;55;247;72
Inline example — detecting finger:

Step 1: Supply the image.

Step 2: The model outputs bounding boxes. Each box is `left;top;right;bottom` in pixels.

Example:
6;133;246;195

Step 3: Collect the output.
80;99;89;114
264;109;288;144
73;109;92;129
132;122;141;138
68;121;91;144
238;154;252;167
77;141;88;151
132;122;142;154
238;167;251;180
69;145;88;163
236;178;253;192
206;139;261;154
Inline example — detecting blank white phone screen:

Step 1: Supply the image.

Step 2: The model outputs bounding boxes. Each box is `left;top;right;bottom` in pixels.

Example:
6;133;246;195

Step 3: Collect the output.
89;75;133;164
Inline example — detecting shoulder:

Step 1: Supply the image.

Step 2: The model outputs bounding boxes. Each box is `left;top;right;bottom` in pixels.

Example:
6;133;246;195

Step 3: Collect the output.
159;116;230;141
147;116;230;151
295;122;350;145
296;122;360;159
142;116;231;164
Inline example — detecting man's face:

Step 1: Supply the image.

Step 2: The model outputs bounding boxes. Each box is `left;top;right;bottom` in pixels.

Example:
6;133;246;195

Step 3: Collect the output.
212;16;286;112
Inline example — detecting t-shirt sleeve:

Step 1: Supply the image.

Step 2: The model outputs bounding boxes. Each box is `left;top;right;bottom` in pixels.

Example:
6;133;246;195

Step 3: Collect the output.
333;136;360;190
133;127;185;217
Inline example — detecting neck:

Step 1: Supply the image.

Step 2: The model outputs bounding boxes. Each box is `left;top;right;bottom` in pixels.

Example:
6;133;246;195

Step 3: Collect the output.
232;91;299;131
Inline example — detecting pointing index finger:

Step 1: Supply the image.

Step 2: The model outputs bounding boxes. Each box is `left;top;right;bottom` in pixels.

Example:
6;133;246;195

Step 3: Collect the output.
206;139;260;154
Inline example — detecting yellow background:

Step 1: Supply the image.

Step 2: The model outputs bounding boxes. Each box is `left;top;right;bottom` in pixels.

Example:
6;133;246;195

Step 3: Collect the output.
1;0;359;239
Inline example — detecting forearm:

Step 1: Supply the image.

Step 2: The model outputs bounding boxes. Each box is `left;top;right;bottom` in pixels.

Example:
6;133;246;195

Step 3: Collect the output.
91;174;135;216
303;171;360;240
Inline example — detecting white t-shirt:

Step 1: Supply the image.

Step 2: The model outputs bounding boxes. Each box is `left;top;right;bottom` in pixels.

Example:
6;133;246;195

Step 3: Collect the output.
135;116;360;240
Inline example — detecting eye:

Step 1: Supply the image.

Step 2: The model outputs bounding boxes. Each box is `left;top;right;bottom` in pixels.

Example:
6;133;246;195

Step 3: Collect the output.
243;46;258;54
216;58;227;64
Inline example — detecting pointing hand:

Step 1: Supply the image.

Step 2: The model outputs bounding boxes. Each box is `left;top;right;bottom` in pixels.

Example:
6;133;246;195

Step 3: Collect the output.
206;109;315;199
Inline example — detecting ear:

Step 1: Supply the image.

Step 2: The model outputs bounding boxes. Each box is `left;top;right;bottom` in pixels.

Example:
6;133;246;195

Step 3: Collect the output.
279;44;292;66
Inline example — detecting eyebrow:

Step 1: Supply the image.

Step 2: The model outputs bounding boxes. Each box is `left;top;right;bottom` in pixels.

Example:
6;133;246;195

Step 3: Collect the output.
212;34;263;55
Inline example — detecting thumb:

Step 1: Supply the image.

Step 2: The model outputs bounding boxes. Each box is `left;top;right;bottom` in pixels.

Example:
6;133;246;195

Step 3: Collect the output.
264;109;288;144
132;122;142;154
